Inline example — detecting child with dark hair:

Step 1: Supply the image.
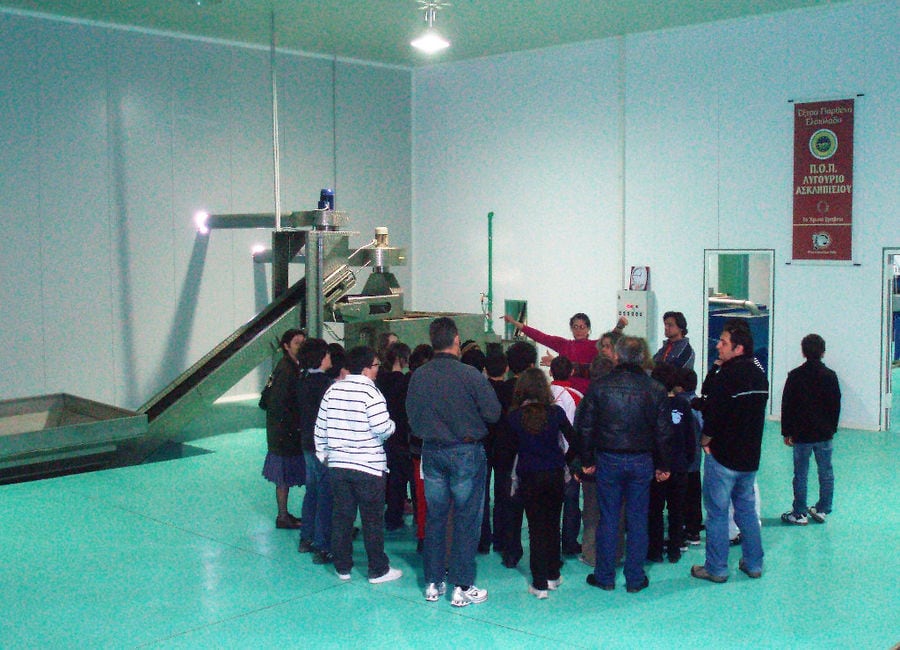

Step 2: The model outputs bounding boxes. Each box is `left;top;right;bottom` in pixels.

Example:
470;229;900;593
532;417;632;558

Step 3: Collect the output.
315;345;400;583
297;338;335;562
375;331;399;365
408;343;434;371
498;341;537;568
484;343;508;379
461;343;487;374
325;343;348;381
548;355;584;556
485;344;513;555
647;363;696;563
780;333;841;526
407;343;433;552
679;367;705;545
509;368;576;599
548;356;580;421
376;342;413;532
506;340;538;375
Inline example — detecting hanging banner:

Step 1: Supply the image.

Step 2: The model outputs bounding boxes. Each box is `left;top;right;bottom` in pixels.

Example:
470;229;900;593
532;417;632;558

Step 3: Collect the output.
792;98;854;261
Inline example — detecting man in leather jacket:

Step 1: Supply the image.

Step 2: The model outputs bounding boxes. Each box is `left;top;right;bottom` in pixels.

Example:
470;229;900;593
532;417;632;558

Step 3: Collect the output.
575;336;673;593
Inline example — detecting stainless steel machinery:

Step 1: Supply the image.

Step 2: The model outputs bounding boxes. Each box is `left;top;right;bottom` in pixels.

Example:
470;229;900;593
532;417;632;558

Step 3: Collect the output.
0;206;496;479
141;206;496;437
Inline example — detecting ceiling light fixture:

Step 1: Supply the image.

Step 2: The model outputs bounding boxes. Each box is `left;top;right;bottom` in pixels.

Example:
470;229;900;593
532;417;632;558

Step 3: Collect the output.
411;1;451;54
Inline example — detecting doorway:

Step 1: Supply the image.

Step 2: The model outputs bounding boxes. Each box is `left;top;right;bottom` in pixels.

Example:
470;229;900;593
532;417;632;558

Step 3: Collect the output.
881;249;900;431
702;249;775;413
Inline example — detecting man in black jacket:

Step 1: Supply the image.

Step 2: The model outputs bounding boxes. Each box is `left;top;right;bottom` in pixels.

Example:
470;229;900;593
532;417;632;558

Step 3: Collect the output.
576;336;672;593
691;318;769;583
780;334;841;525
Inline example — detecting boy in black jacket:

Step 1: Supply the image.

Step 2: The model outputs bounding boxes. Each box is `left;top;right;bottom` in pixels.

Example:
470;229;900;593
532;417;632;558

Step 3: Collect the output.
647;363;696;563
780;334;841;525
297;338;335;562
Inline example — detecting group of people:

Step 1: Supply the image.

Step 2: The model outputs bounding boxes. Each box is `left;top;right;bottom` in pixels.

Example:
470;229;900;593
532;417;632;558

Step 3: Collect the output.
260;306;841;603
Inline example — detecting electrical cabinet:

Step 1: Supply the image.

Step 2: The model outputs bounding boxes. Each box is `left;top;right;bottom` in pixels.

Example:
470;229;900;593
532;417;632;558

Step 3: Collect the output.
617;290;657;354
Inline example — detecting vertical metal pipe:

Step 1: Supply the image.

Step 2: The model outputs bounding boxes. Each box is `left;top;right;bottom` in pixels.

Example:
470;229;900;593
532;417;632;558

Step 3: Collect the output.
305;233;324;338
486;211;494;333
271;10;282;231
332;58;338;195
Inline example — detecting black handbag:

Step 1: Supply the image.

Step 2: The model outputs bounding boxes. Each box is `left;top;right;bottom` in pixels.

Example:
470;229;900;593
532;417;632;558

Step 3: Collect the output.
258;374;274;410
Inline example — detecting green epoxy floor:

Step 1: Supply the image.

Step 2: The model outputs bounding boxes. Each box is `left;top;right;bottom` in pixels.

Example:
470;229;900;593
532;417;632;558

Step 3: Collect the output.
3;402;898;649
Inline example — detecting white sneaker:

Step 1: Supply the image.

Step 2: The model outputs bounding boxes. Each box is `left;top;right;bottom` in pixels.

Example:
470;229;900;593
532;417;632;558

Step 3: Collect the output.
547;577;563;590
451;585;488;607
808;507;827;523
424;581;446;602
528;585;549;599
781;511;808;525
368;567;403;584
336;570;351;581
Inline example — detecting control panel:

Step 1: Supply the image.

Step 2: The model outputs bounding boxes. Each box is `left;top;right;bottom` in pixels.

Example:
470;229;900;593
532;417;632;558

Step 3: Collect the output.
617;290;657;354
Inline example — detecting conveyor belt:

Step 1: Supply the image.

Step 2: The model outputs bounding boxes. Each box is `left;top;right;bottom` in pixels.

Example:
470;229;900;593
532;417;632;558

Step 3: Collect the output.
140;278;306;436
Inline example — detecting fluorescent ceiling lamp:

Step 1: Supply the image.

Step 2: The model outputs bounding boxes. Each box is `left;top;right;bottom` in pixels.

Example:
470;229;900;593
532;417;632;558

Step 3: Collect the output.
411;30;450;53
411;1;451;54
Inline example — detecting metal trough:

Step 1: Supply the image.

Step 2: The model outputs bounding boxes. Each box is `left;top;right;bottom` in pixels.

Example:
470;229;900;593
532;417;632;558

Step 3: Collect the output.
0;393;147;474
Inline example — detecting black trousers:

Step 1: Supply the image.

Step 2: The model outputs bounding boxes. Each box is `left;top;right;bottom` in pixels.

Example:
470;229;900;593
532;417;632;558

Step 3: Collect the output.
648;471;688;557
330;467;389;578
480;463;493;549
520;468;564;590
385;445;412;530
493;457;524;561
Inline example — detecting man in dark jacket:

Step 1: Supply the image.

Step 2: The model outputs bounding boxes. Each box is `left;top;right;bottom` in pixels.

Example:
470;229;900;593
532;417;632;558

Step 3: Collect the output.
691;318;769;583
576;336;673;594
652;311;696;370
780;333;841;525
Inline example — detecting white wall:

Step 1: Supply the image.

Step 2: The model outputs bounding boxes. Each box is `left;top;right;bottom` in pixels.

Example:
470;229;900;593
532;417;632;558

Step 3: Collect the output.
0;12;411;409
412;40;626;334
412;0;899;429
1;2;895;430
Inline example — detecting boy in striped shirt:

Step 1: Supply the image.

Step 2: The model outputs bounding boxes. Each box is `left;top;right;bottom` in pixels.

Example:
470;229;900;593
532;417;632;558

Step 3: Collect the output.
315;346;402;584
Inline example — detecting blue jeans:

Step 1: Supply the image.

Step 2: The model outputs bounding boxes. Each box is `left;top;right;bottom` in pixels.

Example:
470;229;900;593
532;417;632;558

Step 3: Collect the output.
422;442;487;587
703;455;764;577
301;451;332;551
792;440;834;514
593;452;653;588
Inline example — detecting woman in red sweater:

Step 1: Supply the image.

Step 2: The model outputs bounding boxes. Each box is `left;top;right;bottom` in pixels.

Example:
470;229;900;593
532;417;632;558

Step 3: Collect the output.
502;313;627;394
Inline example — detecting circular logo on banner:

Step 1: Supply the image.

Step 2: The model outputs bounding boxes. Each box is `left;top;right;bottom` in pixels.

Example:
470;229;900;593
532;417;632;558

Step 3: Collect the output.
809;129;838;160
812;232;831;250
